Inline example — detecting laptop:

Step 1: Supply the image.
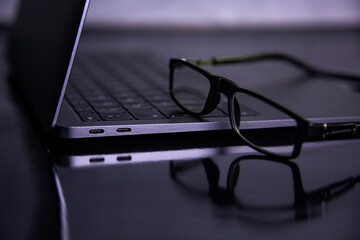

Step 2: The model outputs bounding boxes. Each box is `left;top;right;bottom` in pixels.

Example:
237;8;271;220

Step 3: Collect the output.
7;0;360;139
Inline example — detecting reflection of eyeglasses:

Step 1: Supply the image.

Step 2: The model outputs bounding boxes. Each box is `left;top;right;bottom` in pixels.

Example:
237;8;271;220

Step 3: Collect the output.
169;53;360;158
227;155;359;216
170;155;360;221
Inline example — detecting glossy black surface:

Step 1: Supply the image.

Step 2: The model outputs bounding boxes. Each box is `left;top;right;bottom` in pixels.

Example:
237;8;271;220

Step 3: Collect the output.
1;28;360;240
55;140;360;240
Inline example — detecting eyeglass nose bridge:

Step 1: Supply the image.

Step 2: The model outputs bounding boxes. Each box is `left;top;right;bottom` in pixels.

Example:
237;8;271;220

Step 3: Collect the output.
213;76;239;98
202;76;239;115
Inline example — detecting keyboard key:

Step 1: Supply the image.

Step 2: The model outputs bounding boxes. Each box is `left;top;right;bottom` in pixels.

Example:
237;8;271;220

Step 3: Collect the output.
122;102;153;110
131;109;165;120
205;109;227;117
94;106;127;113
161;108;192;118
86;95;113;101
116;97;143;104
73;105;93;113
100;112;133;121
79;112;101;122
145;95;172;102
112;91;137;98
161;108;226;118
155;101;177;108
69;99;88;106
90;101;120;108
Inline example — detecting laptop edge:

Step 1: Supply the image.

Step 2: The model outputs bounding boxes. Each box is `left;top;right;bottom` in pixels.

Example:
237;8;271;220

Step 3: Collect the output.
7;0;90;133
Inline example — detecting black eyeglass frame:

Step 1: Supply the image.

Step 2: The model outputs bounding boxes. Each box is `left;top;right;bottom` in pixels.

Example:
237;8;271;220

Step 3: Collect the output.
169;53;360;159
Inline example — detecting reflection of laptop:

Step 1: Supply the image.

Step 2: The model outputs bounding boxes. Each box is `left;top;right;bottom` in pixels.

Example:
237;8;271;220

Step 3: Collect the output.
7;0;360;139
51;131;256;168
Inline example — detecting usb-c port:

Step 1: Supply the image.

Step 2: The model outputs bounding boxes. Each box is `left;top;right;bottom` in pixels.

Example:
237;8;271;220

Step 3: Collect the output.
89;157;105;163
116;128;132;133
89;129;105;134
117;156;132;161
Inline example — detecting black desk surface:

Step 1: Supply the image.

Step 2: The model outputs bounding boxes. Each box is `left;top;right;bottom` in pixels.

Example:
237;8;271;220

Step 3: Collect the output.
1;28;360;240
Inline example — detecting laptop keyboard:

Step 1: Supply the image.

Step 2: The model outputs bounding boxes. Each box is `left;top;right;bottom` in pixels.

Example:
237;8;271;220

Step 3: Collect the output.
65;52;254;122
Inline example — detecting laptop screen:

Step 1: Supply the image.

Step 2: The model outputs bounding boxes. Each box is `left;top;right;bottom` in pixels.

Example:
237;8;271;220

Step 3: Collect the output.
7;0;89;132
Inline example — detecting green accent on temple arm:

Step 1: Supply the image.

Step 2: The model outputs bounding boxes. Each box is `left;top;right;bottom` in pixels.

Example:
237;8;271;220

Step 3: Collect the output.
308;122;360;139
187;53;360;82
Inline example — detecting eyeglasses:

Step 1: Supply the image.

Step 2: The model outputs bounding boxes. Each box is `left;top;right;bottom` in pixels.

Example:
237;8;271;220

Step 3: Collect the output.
169;53;360;159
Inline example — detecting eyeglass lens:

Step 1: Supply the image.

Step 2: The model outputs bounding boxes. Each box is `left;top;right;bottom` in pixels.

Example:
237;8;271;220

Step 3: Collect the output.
172;62;210;113
231;92;299;157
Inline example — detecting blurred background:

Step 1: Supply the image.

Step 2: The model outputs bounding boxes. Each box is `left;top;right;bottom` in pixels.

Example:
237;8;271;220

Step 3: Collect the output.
1;0;359;29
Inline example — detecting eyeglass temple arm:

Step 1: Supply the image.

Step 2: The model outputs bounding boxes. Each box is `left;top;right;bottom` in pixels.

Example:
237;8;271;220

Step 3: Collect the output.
187;53;360;82
308;122;360;140
309;175;359;202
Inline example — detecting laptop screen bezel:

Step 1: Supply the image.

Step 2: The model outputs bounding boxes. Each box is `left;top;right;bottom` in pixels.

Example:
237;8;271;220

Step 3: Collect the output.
7;0;90;133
